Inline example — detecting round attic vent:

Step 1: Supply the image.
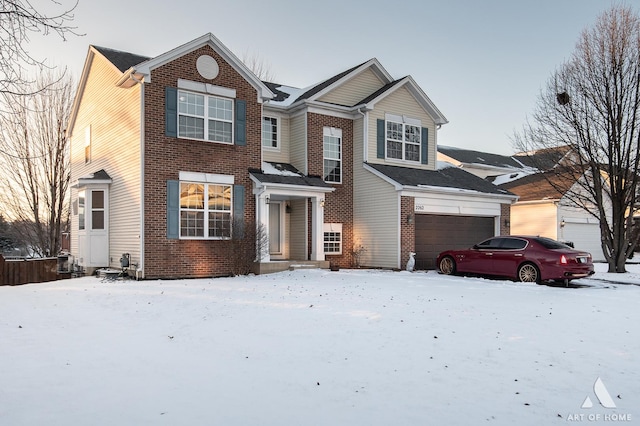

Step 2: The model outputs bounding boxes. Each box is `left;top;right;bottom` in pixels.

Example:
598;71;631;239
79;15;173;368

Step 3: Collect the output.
196;55;219;80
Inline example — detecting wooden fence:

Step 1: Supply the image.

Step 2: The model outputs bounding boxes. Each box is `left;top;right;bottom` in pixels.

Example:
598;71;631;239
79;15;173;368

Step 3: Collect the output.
0;255;61;286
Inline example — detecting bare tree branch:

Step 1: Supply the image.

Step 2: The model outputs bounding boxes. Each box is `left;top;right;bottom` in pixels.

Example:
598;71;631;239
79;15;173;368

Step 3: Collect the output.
513;5;640;272
0;69;73;256
0;0;81;96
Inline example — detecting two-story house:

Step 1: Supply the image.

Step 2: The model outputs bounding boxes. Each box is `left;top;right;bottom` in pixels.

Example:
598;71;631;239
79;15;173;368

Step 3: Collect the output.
68;33;516;278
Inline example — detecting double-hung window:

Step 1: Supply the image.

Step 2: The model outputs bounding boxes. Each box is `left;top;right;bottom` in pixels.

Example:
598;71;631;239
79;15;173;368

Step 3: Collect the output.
323;127;342;183
178;90;233;143
386;114;421;162
179;182;232;239
323;223;343;254
262;116;278;148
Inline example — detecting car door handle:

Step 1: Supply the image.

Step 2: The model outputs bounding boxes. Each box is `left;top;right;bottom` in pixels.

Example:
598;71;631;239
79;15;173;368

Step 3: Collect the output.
485;252;493;256
514;254;523;257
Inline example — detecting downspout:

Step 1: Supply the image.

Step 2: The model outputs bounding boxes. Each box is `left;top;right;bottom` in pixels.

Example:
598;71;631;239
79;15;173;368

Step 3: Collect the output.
128;72;145;280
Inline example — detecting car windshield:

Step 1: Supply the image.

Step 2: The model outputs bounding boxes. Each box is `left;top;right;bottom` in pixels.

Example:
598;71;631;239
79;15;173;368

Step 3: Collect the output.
534;237;572;250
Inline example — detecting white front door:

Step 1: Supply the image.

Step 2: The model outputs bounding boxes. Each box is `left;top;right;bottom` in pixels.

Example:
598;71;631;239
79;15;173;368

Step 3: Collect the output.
269;202;282;256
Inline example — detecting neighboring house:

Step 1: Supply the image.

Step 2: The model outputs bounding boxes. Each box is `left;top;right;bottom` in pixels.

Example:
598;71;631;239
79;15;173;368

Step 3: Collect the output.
68;33;517;279
437;145;528;179
498;171;605;261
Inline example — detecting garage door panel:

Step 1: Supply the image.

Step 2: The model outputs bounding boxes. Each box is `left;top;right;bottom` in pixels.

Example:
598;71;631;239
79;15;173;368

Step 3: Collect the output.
415;215;494;270
562;222;604;261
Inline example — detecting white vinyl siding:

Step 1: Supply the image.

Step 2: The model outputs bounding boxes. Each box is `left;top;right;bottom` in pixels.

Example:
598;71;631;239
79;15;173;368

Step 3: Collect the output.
69;51;142;270
367;86;436;170
289;113;307;174
318;68;385;106
353;169;399;268
263;115;290;163
289;199;307;260
353;113;399;268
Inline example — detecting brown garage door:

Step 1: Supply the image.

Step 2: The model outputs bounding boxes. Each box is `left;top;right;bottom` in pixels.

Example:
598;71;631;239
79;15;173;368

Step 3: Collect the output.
415;214;495;270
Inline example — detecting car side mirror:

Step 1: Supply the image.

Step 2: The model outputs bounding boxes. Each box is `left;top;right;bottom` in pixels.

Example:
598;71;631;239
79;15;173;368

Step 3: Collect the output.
472;244;479;250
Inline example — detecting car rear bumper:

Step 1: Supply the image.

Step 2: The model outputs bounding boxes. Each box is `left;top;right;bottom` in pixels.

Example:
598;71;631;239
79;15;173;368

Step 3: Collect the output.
563;270;596;278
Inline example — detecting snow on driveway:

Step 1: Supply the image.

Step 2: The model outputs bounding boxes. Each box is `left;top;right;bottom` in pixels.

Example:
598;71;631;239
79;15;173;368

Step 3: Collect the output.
1;264;638;425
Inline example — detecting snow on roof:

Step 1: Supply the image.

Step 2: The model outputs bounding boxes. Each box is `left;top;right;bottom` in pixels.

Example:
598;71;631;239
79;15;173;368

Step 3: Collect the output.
266;84;312;107
491;170;536;186
261;162;301;177
437;161;456;170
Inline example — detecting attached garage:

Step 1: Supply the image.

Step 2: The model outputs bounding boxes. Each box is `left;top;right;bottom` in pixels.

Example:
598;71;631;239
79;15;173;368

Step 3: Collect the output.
415;214;495;270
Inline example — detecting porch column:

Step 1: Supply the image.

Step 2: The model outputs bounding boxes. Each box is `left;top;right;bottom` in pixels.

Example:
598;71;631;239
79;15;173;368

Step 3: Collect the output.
310;196;325;261
256;192;270;262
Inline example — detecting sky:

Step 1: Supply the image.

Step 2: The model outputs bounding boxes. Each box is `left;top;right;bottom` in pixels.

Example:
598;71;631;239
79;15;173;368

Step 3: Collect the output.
28;0;622;155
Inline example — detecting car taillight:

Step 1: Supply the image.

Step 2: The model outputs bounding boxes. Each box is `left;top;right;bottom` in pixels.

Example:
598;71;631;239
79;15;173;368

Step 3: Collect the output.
560;254;568;265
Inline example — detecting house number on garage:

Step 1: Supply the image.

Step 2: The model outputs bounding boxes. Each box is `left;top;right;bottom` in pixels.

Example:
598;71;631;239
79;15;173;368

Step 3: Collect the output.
415;204;425;211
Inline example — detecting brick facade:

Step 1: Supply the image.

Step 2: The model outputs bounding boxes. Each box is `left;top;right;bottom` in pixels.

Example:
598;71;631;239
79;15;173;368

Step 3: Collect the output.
306;113;354;268
400;196;416;270
142;46;261;279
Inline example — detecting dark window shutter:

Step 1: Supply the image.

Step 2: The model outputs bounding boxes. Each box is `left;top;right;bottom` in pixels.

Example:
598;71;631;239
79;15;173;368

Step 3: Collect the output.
233;184;245;238
376;119;385;159
421;127;429;164
165;87;177;137
167;180;179;239
235;100;246;146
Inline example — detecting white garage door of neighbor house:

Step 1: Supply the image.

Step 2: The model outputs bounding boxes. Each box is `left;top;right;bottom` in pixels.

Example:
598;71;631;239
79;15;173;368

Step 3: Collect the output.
562;222;604;261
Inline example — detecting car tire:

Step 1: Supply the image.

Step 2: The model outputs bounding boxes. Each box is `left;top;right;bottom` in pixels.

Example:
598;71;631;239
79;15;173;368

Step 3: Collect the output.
439;256;456;275
517;262;540;283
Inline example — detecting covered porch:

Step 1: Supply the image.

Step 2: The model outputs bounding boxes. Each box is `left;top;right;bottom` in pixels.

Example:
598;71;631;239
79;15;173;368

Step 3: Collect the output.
250;163;335;273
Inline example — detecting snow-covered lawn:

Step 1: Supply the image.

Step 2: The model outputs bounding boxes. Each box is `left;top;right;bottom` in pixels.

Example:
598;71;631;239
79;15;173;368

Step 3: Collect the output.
1;264;638;425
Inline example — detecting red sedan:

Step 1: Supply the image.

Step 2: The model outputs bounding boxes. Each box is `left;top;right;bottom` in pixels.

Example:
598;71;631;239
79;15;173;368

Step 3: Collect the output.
436;236;595;284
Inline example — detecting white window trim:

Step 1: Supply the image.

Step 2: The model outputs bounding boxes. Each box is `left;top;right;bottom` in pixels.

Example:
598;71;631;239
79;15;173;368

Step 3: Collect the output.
262;116;280;150
323;223;343;255
384;113;421;164
179;171;234;185
178;79;236;99
177;89;234;144
179;180;233;240
323;127;342;184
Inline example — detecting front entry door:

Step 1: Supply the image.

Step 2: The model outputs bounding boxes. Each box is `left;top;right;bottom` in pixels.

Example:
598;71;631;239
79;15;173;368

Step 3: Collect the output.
269;202;282;255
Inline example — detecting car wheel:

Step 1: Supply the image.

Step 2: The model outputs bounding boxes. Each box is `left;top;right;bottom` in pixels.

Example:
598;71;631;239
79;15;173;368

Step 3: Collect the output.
439;256;456;275
517;262;540;283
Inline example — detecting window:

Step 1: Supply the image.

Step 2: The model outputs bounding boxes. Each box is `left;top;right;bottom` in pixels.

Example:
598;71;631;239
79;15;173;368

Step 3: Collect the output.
178;90;233;143
262;117;278;148
386;115;421;162
91;190;105;230
78;191;85;230
179;182;232;238
84;126;91;164
323;223;342;254
323;127;342;183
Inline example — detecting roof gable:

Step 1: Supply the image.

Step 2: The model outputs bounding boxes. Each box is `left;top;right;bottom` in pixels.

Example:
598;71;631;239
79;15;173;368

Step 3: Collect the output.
359;75;448;125
132;33;274;101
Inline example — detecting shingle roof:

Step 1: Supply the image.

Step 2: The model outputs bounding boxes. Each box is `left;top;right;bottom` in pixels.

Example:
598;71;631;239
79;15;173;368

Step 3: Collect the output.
262;82;291;103
249;163;331;188
356;79;404;106
366;163;514;196
513;145;572;170
438;146;522;169
93;46;150;73
498;171;574;201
